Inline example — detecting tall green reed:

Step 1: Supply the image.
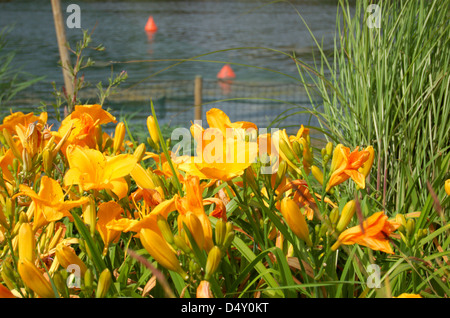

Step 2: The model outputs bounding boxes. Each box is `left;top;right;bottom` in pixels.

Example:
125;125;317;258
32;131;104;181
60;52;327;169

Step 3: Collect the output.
297;0;449;216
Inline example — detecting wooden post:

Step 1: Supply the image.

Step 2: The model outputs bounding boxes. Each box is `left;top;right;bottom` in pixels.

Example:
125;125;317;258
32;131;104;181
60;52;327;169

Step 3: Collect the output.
194;75;203;121
51;0;74;102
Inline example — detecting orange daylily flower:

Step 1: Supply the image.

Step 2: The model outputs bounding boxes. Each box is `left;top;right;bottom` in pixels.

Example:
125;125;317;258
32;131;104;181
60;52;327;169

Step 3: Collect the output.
53;104;116;154
18;176;89;231
326;144;371;191
0;148;17;184
331;211;401;254
205;108;258;136
64;145;137;199
175;175;221;251
0;111;47;135
144;151;185;182
177;108;258;181
96;201;125;255
278;179;337;220
65;104;117;125
106;197;176;234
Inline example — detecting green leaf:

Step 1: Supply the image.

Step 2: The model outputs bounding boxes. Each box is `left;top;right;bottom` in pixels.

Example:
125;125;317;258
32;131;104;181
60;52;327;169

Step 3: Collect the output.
232;235;283;297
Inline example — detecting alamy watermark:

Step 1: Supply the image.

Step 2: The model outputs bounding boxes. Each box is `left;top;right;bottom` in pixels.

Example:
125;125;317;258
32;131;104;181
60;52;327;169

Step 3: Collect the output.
366;264;381;289
367;4;381;29
66;4;81;29
66;264;81;288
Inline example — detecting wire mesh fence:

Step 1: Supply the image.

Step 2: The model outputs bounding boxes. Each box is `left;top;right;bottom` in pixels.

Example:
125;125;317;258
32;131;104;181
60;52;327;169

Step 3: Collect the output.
3;76;321;135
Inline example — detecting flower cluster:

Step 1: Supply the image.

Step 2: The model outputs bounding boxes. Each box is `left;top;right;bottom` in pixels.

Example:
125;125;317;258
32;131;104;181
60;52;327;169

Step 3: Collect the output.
0;105;438;298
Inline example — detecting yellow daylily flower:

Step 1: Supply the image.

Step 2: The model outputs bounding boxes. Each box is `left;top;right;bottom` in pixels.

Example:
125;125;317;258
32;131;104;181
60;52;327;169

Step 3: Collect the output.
177;108;259;181
64;145;137;199
18;176;89;231
96;201;124;255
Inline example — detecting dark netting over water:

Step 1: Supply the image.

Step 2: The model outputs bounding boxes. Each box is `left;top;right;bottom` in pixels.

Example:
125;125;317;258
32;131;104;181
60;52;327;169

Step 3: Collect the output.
3;78;321;135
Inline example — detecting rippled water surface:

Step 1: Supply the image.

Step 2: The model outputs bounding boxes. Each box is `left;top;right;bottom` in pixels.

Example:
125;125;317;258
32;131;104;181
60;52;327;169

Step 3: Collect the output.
0;0;338;131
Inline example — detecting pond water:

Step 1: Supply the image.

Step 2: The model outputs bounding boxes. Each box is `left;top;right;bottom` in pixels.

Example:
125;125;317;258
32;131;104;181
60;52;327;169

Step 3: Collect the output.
0;0;339;133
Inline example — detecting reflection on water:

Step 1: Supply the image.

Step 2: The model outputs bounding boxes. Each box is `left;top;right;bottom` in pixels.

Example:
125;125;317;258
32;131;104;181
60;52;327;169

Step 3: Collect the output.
0;0;337;132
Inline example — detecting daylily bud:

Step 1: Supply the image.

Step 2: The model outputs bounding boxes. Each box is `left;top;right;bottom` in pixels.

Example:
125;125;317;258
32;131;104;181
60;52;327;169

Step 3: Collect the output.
84;268;94;292
96;269;112;298
223;229;235;250
1;259;16;291
292;140;303;159
197;280;213;298
42;135;55;153
189;258;202;275
140;228;187;278
83;196;97;236
395;214;406;234
55;243;87;277
157;214;175;245
330;144;346;173
180;212;205;250
335;200;356;233
18;258;56;298
2;128;21;161
275;160;288;189
0;205;8;230
319;222;328;238
147;116;160;146
205;246;222;281
48;226;64;251
445;179;450;196
244;167;258;193
329;207;340;227
94;124;103;152
21;149;31;173
406;219;415;238
359;146;375;178
113;122;126;154
133;143;146;163
279;139;295;162
311;165;324;185
174;233;192;255
214;218;227;248
19;211;28;224
52;270;69;298
18;222;35;263
280;197;312;247
326;142;333;157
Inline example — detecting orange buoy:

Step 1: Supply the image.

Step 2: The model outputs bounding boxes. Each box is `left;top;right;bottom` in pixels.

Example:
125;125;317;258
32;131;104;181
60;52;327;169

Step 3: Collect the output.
217;64;236;79
145;16;158;32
